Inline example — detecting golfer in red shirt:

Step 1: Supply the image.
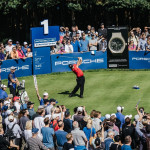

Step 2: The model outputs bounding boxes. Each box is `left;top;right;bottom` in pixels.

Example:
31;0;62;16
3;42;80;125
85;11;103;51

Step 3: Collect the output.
69;57;85;98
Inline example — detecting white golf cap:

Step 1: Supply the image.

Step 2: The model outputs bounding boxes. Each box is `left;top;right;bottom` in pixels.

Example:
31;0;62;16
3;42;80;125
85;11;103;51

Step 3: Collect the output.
24;41;28;45
111;113;116;117
2;84;7;88
10;66;16;70
52;114;60;119
43;92;48;96
4;101;10;105
8;115;14;121
105;114;110;120
125;115;132;119
77;107;83;112
117;106;124;111
134;115;139;121
7;110;12;115
8;39;12;42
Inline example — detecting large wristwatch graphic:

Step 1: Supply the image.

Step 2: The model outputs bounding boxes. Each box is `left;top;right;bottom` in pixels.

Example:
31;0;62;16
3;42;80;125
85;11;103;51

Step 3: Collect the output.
108;32;126;54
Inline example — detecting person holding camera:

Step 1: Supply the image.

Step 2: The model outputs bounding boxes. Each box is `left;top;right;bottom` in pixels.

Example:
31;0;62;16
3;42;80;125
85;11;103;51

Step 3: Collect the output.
8;66;20;97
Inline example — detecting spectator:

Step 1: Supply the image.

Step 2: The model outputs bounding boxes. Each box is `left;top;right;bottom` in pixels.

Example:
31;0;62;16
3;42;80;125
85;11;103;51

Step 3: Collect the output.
17;45;26;59
24;120;32;141
7;115;22;146
65;40;73;53
128;40;136;51
50;46;57;54
65;27;71;34
41;117;55;150
71;36;80;52
104;131;114;150
22;42;29;56
5;39;15;55
144;26;150;37
75;25;82;37
45;98;57;115
133;27;141;38
71;121;87;150
98;23;107;38
20;97;29;110
26;48;32;57
94;137;105;150
76;31;81;41
11;47;19;59
137;32;147;51
92;111;102;132
63;133;74;150
63;111;73;133
116;106;125;129
128;31;138;47
70;26;76;38
55;120;68;149
85;25;92;34
63;31;71;41
110;114;119;133
145;40;150;51
121;136;132;150
0;84;8;100
52;113;60;132
13;96;21;114
56;47;66;54
0;128;19;150
110;135;121;150
98;37;107;52
32;105;44;120
86;31;91;41
80;34;89;52
0;47;5;61
27;101;36;120
19;109;29;131
16;41;20;47
89;34;97;51
56;40;63;52
27;128;48;150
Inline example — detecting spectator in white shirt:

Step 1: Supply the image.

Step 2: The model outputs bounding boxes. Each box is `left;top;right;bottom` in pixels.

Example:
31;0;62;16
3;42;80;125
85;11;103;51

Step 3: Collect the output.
5;39;15;55
24;120;32;141
65;40;73;53
13;96;21;113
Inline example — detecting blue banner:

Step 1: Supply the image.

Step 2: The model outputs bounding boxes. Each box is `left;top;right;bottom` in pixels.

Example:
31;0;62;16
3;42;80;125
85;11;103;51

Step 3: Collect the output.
129;51;150;69
51;51;107;73
1;58;32;80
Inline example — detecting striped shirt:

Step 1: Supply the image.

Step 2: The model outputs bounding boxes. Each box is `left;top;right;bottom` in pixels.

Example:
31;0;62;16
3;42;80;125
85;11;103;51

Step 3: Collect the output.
27;137;48;150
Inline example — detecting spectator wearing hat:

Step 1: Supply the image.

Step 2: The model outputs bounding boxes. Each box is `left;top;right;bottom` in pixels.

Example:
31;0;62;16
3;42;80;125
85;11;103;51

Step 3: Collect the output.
80;34;89;52
71;36;80;52
63;133;74;150
5;39;15;55
8;66;19;97
16;41;20;47
41;117;55;150
76;31;82;42
45;98;58;115
63;111;73;133
13;96;21;113
63;31;72;41
104;131;115;150
22;42;29;56
98;37;107;52
89;34;97;51
32;105;44;120
92;111;102;132
71;121;87;150
121;136;132;150
56;46;66;54
75;25;82;38
33;109;45;140
98;23;107;38
10;47;19;59
20;96;29;110
116;106;125;129
27;128;48;150
19;109;29;131
36;88;49;106
109;135;121;150
24;120;32;141
17;45;26;59
7;115;22;146
0;47;5;61
0;128;19;150
0;84;8;100
27;101;35;120
110;114;119;133
65;40;74;53
55;121;68;150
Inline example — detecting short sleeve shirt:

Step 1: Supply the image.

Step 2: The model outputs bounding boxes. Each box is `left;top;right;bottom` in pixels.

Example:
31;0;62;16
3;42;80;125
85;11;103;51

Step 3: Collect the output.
72;64;83;77
0;89;8;99
89;39;97;50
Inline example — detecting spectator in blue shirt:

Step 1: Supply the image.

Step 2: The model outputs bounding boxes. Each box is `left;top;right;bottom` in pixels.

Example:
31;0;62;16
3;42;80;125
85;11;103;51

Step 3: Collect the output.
116;106;125;129
86;31;91;41
22;42;29;56
121;136;132;150
0;84;8;100
137;33;147;51
80;34;89;52
0;48;5;61
71;37;80;52
41;117;55;149
55;121;68;150
104;131;114;150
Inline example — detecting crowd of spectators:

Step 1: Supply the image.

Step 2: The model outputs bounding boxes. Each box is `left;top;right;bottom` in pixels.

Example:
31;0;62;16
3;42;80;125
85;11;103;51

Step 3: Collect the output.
1;25;150;62
0;83;150;150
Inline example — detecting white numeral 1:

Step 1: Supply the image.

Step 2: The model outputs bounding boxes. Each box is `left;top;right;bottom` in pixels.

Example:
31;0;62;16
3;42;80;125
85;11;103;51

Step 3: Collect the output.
41;19;49;35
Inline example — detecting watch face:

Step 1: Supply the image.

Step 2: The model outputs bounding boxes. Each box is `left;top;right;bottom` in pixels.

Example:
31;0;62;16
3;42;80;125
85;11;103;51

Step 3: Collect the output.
110;38;124;51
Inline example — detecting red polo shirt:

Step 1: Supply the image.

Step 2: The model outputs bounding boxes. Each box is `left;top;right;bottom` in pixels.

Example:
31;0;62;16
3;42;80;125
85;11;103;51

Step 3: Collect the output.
72;64;84;77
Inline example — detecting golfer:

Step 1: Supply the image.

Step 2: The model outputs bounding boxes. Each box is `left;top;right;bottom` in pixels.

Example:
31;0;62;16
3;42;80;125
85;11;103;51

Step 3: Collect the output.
69;57;85;98
8;66;19;97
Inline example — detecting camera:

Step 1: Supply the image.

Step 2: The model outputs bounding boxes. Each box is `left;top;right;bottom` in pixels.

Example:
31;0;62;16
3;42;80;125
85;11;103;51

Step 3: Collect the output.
17;80;25;91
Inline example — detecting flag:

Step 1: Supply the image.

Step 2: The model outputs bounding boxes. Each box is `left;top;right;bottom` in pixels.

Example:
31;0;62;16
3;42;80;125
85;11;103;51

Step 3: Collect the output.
33;75;38;90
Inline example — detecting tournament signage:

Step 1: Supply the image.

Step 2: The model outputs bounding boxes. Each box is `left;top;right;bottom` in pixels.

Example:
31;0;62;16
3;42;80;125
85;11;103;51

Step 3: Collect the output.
107;27;129;69
31;19;59;75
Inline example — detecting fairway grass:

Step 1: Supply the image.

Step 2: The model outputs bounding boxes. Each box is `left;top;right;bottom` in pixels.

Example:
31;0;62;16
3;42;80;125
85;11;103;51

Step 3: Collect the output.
2;70;150;117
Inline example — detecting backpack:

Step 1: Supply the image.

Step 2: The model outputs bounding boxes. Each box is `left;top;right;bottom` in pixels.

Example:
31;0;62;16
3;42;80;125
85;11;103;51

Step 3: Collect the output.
5;123;16;141
144;133;150;150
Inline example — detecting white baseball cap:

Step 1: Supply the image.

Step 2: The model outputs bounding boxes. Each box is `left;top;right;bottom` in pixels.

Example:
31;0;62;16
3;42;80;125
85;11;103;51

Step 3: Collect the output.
125;115;132;119
24;42;28;45
134;115;139;121
117;106;124;111
7;110;12;115
111;113;116;117
43;92;48;96
10;66;16;70
52;114;60;119
77;107;83;112
4;101;10;105
2;84;7;88
105;114;110;120
8;115;14;121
